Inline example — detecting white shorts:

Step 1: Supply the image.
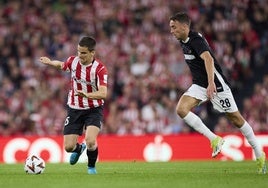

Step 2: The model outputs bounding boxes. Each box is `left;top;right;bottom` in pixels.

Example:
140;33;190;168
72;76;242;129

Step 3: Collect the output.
183;84;238;113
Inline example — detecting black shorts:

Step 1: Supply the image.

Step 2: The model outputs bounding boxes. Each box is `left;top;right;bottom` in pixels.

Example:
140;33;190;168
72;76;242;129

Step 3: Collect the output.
63;106;104;135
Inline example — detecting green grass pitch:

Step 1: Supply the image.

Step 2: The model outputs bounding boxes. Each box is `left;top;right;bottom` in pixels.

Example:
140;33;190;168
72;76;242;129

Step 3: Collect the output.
0;161;267;188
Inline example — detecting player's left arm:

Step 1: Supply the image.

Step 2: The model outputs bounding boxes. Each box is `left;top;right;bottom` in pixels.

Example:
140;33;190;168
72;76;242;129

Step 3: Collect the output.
200;51;217;99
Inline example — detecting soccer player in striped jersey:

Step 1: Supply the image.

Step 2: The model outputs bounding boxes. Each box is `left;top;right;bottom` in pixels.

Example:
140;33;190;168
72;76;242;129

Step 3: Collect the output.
169;12;266;174
40;36;108;174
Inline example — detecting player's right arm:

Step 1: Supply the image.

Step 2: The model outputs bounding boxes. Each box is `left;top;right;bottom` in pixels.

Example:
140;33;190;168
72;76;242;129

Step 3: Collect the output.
39;56;64;69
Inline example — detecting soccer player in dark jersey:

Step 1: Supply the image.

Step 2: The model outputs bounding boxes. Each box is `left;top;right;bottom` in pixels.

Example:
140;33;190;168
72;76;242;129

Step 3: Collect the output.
169;12;266;174
39;36;108;174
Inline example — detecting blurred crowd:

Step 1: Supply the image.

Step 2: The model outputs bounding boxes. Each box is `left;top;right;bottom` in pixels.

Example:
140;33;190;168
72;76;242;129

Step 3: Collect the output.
0;0;267;136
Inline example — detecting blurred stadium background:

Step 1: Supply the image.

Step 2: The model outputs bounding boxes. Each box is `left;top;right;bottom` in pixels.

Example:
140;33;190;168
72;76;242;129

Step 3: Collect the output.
0;0;267;163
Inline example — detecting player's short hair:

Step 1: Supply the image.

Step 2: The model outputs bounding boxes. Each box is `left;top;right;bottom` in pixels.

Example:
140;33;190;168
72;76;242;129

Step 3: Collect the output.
170;12;191;26
79;36;96;51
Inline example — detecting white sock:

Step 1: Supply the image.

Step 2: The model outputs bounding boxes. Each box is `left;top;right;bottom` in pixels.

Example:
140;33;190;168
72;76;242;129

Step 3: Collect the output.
240;122;262;158
183;111;217;141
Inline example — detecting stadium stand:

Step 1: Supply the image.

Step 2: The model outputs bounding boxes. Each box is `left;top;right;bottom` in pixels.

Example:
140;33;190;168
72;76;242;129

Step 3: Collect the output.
0;0;267;136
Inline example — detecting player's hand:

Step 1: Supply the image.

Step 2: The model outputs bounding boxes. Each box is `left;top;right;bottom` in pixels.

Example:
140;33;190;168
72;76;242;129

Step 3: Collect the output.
39;57;51;65
207;83;217;100
75;90;88;98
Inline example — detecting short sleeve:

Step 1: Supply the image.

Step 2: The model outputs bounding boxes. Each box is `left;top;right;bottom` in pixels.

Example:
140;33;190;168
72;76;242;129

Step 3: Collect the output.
191;35;210;56
62;56;76;71
98;66;108;86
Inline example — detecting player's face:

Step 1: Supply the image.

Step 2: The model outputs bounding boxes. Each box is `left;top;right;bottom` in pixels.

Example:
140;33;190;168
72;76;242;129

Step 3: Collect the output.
77;45;95;65
170;20;188;41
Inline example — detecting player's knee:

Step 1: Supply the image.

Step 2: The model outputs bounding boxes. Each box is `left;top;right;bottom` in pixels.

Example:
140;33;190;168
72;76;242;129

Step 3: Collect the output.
232;118;245;128
85;139;97;150
65;145;75;152
176;105;188;118
226;113;244;128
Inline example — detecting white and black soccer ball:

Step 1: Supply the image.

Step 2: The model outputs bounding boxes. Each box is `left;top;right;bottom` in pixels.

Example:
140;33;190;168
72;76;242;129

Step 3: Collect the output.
24;155;45;174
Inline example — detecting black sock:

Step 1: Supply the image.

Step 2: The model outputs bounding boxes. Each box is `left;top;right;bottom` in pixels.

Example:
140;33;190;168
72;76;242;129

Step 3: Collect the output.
87;147;98;168
73;143;82;153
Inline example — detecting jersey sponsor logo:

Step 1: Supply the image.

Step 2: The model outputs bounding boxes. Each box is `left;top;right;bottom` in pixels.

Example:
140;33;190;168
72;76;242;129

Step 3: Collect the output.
73;76;94;85
184;54;196;60
73;76;97;92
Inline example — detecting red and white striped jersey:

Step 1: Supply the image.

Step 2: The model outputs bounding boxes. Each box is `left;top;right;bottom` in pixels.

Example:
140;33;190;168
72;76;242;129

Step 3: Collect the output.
62;56;108;109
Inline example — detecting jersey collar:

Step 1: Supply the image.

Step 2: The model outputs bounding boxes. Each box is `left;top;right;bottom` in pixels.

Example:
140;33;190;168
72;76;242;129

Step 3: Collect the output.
181;30;191;43
181;37;190;43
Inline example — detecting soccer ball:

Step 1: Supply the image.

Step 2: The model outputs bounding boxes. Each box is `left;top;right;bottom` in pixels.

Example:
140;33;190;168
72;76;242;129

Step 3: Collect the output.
24;155;45;174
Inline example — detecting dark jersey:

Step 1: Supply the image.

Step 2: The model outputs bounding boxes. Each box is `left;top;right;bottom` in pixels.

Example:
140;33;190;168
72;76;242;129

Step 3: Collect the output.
180;30;229;92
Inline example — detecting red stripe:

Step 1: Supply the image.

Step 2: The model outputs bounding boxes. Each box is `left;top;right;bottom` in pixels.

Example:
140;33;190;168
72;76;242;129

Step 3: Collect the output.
75;63;84;108
71;79;75;106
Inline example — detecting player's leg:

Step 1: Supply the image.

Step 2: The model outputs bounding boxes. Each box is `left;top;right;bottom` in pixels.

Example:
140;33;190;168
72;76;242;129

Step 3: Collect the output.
64;134;79;152
85;125;100;174
64;134;86;165
63;107;86;165
177;86;219;141
226;111;267;174
211;87;266;174
176;88;223;157
84;106;103;174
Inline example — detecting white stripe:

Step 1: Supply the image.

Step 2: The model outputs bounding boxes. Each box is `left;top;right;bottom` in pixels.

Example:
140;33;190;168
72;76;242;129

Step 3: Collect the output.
184;54;195;60
214;68;229;91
